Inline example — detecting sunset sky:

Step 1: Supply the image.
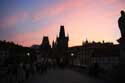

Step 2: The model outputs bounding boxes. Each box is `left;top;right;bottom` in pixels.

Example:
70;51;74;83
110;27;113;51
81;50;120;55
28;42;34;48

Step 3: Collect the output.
0;0;125;47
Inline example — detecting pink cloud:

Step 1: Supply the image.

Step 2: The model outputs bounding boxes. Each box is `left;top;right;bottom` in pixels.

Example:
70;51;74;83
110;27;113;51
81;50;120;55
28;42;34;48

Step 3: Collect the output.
0;11;28;28
31;0;85;21
101;0;117;4
9;23;58;47
31;0;122;23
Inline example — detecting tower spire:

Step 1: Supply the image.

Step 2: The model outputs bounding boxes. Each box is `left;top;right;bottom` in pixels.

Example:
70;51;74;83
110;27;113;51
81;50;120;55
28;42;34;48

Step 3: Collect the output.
59;25;65;37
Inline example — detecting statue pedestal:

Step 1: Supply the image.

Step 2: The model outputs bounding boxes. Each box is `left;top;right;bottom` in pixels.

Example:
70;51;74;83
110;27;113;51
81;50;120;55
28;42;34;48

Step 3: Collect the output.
118;37;125;64
116;37;125;82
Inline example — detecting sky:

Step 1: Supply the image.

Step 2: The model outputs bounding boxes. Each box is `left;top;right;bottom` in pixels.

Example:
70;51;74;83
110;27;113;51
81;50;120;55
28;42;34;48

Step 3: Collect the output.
0;0;125;47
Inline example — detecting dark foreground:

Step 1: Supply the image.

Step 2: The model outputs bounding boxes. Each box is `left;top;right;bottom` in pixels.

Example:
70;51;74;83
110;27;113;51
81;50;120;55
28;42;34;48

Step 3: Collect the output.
23;68;110;83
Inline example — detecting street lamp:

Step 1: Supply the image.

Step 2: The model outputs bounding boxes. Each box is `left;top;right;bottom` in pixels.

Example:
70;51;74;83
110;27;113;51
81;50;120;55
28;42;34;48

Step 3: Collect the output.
71;53;74;65
71;53;74;57
27;52;30;56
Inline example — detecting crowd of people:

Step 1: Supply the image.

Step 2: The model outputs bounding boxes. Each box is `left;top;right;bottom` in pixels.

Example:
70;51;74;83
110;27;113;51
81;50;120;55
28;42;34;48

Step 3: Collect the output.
0;61;57;83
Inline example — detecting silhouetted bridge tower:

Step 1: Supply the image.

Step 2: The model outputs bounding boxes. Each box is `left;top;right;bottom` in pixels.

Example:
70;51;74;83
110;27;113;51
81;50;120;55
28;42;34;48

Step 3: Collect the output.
52;25;69;65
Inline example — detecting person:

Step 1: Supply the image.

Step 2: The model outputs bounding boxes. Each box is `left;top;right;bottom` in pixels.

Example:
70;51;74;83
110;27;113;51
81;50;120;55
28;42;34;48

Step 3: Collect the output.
118;10;125;37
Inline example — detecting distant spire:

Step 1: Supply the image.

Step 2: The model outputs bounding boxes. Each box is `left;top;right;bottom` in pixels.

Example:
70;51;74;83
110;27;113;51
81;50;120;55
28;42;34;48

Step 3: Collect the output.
85;38;88;43
52;40;55;47
102;40;105;43
59;25;65;37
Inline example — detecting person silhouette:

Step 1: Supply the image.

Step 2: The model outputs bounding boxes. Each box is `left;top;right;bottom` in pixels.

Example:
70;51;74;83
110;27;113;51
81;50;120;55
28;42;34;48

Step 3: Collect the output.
118;10;125;37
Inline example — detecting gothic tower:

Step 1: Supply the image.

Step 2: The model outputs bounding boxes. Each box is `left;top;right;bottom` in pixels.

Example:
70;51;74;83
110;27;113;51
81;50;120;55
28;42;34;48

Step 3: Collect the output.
57;25;69;49
40;36;51;62
55;25;69;65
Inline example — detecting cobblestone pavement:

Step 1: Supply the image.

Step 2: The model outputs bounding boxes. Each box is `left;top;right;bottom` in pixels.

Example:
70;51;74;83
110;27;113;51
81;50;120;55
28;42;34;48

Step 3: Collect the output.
24;68;110;83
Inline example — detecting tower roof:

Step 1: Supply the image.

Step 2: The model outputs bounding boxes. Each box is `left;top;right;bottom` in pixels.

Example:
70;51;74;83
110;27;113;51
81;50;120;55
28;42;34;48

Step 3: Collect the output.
59;25;65;37
41;36;50;46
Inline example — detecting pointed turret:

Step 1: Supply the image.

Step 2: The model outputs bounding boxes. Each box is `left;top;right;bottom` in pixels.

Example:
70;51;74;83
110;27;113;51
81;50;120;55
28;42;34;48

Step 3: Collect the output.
59;25;65;38
57;25;69;48
54;25;69;64
40;36;51;57
52;40;55;48
41;36;50;47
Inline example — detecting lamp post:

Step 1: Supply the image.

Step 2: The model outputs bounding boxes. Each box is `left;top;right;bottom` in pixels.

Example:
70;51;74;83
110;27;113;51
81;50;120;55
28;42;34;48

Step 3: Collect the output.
71;53;74;65
26;52;30;63
27;52;30;56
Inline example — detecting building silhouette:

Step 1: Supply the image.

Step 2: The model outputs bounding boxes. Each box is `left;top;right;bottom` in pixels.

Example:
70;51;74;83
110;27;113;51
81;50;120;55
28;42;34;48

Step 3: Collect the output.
31;25;120;69
40;36;51;64
52;25;69;65
68;40;120;69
